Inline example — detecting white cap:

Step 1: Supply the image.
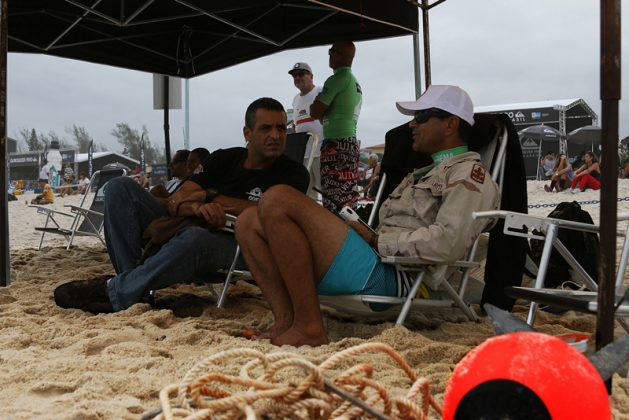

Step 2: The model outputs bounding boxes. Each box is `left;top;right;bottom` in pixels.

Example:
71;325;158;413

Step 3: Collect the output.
396;85;475;126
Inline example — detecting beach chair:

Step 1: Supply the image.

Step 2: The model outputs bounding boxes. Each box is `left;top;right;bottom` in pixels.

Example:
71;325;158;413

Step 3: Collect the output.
319;113;515;325
283;132;319;172
473;210;629;331
214;134;316;307
30;168;126;250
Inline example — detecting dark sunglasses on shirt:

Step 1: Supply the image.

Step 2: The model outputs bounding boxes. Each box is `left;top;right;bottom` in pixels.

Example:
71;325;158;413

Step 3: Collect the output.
413;109;453;124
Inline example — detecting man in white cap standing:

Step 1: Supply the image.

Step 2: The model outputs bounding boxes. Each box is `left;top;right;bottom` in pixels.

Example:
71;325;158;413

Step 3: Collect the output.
288;62;323;200
235;84;500;347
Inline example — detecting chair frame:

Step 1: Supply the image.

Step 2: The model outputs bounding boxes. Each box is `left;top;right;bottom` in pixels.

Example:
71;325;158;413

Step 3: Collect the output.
473;209;629;330
30;169;125;250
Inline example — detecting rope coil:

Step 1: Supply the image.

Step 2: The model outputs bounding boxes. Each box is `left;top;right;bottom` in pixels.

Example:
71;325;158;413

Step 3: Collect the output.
148;342;442;419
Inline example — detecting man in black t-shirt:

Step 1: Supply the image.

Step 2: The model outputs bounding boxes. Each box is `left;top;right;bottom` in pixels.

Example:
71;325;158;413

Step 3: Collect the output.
55;98;309;313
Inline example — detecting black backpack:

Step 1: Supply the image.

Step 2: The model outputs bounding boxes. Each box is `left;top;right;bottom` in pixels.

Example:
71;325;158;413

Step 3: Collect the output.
528;201;599;288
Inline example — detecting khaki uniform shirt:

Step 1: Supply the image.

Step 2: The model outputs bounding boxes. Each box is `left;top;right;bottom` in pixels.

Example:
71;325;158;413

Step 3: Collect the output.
376;151;500;264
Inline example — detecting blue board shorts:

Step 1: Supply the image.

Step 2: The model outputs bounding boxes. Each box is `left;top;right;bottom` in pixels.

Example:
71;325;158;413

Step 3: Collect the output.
317;228;397;297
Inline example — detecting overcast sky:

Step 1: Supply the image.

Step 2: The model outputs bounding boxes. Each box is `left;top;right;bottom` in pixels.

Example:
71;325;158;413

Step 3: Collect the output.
7;0;629;155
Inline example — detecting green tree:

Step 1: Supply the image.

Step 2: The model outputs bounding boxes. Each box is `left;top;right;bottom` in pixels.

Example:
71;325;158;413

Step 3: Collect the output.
111;123;164;164
67;125;93;153
18;128;42;151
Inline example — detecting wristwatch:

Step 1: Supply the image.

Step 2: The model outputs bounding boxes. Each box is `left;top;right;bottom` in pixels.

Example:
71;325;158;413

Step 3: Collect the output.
205;189;218;203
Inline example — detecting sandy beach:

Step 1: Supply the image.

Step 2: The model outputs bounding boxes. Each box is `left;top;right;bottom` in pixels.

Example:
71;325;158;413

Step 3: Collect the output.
3;182;629;418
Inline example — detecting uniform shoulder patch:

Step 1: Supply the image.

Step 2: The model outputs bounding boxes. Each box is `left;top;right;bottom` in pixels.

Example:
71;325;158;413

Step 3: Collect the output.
470;164;486;184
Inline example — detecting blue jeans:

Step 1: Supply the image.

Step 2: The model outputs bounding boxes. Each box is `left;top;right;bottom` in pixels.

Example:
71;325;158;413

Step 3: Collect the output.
103;177;244;311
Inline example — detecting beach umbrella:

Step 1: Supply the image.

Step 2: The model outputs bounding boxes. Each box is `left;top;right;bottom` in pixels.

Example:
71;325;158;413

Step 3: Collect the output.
518;124;563;141
567;125;601;154
518;125;563;180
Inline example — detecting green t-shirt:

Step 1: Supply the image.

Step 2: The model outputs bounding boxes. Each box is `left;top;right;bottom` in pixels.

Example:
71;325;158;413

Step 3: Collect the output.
318;67;362;138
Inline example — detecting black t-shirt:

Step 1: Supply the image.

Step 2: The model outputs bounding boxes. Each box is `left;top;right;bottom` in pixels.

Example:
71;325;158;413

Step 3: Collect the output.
188;147;309;201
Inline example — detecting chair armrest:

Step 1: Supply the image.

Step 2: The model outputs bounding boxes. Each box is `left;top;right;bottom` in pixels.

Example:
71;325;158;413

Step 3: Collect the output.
221;213;237;233
65;205;104;218
472;210;510;220
380;256;432;266
29;205;74;218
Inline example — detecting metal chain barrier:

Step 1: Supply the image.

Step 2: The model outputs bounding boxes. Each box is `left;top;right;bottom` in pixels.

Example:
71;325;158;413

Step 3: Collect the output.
528;196;629;209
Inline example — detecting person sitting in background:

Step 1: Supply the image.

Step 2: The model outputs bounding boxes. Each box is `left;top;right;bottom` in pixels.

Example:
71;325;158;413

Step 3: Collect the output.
622;161;629;179
570;151;600;193
74;172;90;195
150;149;191;199
539;151;556;180
57;175;75;197
63;165;75;183
362;153;381;199
544;153;572;192
31;181;54;205
75;172;91;195
188;147;211;174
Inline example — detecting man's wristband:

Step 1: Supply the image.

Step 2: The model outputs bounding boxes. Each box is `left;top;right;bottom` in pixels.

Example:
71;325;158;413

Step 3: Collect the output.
205;189;218;203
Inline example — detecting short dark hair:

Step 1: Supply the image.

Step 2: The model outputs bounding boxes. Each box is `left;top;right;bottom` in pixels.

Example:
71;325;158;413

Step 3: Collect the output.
458;119;473;143
173;149;190;163
434;111;472;143
191;147;210;162
245;97;285;129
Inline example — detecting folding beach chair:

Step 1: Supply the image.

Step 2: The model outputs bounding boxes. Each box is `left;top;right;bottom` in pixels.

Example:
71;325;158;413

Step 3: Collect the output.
473;210;629;331
30;168;126;250
283;132;319;172
320;113;516;325
215;133;317;307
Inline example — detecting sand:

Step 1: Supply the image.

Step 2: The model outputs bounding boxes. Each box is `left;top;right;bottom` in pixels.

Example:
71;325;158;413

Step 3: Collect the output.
2;183;629;418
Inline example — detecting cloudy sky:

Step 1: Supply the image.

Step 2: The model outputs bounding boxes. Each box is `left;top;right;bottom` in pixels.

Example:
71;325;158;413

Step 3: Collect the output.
7;0;628;155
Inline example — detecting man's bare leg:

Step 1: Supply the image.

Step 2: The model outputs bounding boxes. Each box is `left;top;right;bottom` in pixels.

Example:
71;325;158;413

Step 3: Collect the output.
255;185;350;346
236;208;294;338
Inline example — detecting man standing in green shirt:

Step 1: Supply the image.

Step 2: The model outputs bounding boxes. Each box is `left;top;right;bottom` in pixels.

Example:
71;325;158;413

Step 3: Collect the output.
311;41;362;213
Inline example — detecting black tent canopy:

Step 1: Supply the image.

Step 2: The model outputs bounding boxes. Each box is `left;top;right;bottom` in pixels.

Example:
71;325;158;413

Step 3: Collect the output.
9;0;418;78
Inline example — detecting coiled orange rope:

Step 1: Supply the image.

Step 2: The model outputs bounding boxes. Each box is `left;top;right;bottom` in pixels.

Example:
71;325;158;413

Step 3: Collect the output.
147;342;442;419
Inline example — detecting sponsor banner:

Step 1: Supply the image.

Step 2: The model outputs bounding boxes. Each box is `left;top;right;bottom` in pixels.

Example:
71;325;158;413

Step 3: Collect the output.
9;153;39;167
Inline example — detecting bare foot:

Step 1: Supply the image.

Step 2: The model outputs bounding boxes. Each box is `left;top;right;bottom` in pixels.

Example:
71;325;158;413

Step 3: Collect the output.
241;323;291;340
271;327;329;347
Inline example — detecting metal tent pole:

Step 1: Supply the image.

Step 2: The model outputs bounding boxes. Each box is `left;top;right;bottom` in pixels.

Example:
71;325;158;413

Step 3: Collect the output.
596;0;621;355
163;76;172;177
0;0;9;287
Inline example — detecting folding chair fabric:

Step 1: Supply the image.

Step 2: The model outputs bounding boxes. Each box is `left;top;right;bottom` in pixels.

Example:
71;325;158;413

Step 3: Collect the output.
476;114;529;311
31;168;126;250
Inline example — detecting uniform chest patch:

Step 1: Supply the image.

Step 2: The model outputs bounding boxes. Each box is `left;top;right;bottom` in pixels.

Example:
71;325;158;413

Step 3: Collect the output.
470;164;486;184
432;181;445;192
